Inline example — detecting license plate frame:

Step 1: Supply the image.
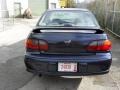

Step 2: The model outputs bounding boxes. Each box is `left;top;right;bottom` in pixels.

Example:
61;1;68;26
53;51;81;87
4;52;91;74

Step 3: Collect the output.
58;62;77;72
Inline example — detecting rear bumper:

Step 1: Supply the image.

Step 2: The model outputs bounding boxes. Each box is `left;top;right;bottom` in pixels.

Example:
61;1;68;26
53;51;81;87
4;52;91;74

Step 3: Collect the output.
24;53;112;76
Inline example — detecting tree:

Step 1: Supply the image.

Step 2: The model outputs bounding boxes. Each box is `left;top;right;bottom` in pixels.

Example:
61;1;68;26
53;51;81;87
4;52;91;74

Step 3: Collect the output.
66;0;76;8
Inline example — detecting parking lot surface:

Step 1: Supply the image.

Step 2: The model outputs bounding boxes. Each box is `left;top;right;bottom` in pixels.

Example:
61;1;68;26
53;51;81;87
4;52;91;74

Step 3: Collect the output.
0;18;120;90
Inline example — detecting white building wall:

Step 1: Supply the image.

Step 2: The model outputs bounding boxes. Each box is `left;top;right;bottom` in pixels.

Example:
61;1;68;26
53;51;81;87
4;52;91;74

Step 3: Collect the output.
0;0;8;17
49;0;60;9
7;0;14;16
0;0;2;17
0;0;28;17
14;0;28;14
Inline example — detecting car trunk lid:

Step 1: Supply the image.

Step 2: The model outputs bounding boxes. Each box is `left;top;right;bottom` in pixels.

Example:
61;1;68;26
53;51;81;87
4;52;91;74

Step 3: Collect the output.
30;27;107;55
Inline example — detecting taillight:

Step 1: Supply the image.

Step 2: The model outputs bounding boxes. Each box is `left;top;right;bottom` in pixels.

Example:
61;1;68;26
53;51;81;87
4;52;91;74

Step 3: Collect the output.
87;40;112;52
26;39;39;50
39;40;48;51
26;39;48;51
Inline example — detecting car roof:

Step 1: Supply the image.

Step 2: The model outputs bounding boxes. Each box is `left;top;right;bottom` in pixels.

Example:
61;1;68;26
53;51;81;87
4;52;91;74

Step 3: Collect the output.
47;8;90;12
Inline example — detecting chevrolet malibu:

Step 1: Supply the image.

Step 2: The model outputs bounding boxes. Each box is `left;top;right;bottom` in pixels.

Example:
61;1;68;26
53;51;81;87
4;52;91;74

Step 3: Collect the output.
24;8;112;76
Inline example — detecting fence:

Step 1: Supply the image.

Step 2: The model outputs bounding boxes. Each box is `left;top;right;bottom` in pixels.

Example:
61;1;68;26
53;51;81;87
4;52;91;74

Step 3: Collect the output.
86;0;120;37
106;10;120;37
0;10;14;32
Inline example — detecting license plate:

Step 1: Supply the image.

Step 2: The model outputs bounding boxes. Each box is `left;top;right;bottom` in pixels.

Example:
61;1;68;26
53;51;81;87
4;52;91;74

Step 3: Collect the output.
58;63;77;72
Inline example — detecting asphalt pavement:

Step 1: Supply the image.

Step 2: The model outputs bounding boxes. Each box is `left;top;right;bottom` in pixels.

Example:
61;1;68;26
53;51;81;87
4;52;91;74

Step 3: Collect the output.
0;18;120;90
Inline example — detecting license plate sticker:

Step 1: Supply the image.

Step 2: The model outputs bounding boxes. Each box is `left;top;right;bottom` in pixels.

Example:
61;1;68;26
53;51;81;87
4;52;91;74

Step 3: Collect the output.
58;63;77;72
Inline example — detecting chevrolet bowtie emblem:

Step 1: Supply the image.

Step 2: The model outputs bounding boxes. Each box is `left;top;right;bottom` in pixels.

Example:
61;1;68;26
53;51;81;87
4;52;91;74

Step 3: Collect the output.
64;40;71;44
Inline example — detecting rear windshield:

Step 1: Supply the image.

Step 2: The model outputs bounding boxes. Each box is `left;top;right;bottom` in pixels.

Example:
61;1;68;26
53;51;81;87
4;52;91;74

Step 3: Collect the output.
38;10;99;27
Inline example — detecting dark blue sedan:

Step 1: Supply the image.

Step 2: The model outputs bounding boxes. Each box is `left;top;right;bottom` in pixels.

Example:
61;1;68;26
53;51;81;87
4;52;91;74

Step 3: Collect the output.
24;8;112;76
